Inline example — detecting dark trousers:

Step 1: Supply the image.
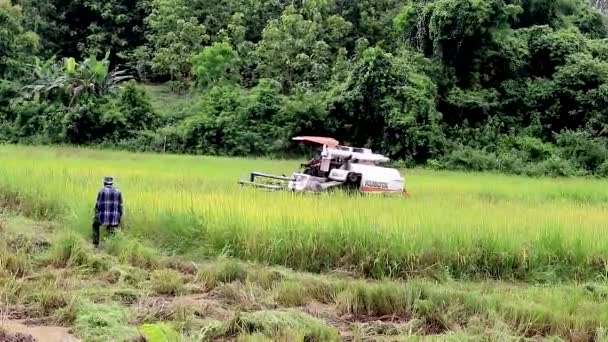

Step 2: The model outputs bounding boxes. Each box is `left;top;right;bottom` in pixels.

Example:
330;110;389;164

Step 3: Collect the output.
92;217;118;246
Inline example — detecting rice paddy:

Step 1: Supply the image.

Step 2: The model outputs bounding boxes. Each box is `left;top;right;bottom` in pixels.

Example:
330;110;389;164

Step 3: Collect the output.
1;144;608;281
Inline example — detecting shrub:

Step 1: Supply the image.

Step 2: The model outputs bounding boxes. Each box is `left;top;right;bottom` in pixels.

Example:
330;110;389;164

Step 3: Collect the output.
501;136;554;162
556;130;608;173
597;160;608;177
525;156;580;177
440;148;499;172
116;81;159;135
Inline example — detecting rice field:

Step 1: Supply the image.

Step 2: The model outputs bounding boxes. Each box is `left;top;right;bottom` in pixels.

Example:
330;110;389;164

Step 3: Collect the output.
1;144;608;281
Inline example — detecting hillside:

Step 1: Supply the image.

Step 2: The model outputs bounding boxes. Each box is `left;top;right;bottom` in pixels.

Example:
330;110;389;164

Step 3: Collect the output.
0;0;607;176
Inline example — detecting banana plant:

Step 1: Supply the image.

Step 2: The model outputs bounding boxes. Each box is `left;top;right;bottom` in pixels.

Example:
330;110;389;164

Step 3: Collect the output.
22;50;132;106
63;51;132;106
21;56;66;101
64;57;77;75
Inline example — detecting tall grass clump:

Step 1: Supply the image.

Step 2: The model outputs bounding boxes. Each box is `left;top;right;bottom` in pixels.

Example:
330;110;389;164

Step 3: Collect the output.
1;145;608;281
151;269;184;295
105;233;160;269
196;257;248;289
44;232;110;272
200;310;340;341
73;300;139;342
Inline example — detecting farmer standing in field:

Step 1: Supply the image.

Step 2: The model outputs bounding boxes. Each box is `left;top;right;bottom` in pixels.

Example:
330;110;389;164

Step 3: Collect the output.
93;176;123;247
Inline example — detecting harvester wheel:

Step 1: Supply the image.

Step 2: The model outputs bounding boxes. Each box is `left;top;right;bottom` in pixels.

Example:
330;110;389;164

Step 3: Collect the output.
347;173;361;185
310;181;322;191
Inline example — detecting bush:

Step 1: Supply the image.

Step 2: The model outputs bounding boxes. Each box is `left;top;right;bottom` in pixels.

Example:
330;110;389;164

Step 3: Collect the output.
116;81;158;134
495;152;527;174
555;130;608;173
525;155;580;177
440;148;500;172
596;160;608;177
501;136;554;162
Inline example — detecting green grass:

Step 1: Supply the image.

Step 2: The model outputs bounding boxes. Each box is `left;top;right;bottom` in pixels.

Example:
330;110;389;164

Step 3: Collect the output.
1;144;608;280
1;213;608;340
73;300;138;342
138;83;192;119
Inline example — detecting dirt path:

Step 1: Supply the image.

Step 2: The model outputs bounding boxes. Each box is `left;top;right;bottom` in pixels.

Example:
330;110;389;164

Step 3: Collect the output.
1;320;79;342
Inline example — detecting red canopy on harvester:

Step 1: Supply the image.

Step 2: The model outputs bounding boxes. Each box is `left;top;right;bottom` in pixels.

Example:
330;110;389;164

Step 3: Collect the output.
292;136;339;148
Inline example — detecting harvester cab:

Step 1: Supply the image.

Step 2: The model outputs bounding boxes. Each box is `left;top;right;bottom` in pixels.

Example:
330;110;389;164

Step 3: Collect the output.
238;136;406;195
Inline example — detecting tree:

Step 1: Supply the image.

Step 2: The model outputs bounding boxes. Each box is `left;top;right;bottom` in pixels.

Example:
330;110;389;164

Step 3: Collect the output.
527;26;589;76
145;0;208;86
191;42;240;88
396;0;523;87
255;5;351;93
329;47;445;162
20;0;150;65
552;53;608;134
0;0;39;79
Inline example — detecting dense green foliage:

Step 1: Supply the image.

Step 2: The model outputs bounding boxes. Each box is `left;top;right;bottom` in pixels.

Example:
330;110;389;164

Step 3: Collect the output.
1;0;607;175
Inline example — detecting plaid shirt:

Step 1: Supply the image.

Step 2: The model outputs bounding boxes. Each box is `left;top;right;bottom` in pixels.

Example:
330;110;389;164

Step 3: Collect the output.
95;186;123;226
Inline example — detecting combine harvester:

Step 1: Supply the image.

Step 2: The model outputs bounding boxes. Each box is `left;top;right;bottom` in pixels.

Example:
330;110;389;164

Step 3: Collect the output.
238;136;406;195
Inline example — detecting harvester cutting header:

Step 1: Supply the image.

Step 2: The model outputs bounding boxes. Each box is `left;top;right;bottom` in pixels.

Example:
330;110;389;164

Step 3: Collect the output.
238;136;406;195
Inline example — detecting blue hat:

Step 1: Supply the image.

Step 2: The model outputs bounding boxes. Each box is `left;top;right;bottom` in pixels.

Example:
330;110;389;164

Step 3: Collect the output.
103;176;114;185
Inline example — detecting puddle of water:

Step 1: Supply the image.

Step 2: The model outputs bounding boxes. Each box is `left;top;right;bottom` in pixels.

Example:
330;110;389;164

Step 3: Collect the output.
1;320;79;342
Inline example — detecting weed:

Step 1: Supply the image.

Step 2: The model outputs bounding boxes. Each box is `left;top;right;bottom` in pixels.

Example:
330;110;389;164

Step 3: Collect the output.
138;323;181;342
336;281;416;317
106;234;160;270
44;232;109;272
230;310;340;341
74;300;138;342
0;276;24;305
216;282;266;308
246;267;283;290
236;333;273;342
53;295;80;325
105;265;149;286
151;269;184;296
274;281;308;307
0;251;32;278
25;283;67;316
196;257;247;289
298;276;342;304
163;256;198;275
